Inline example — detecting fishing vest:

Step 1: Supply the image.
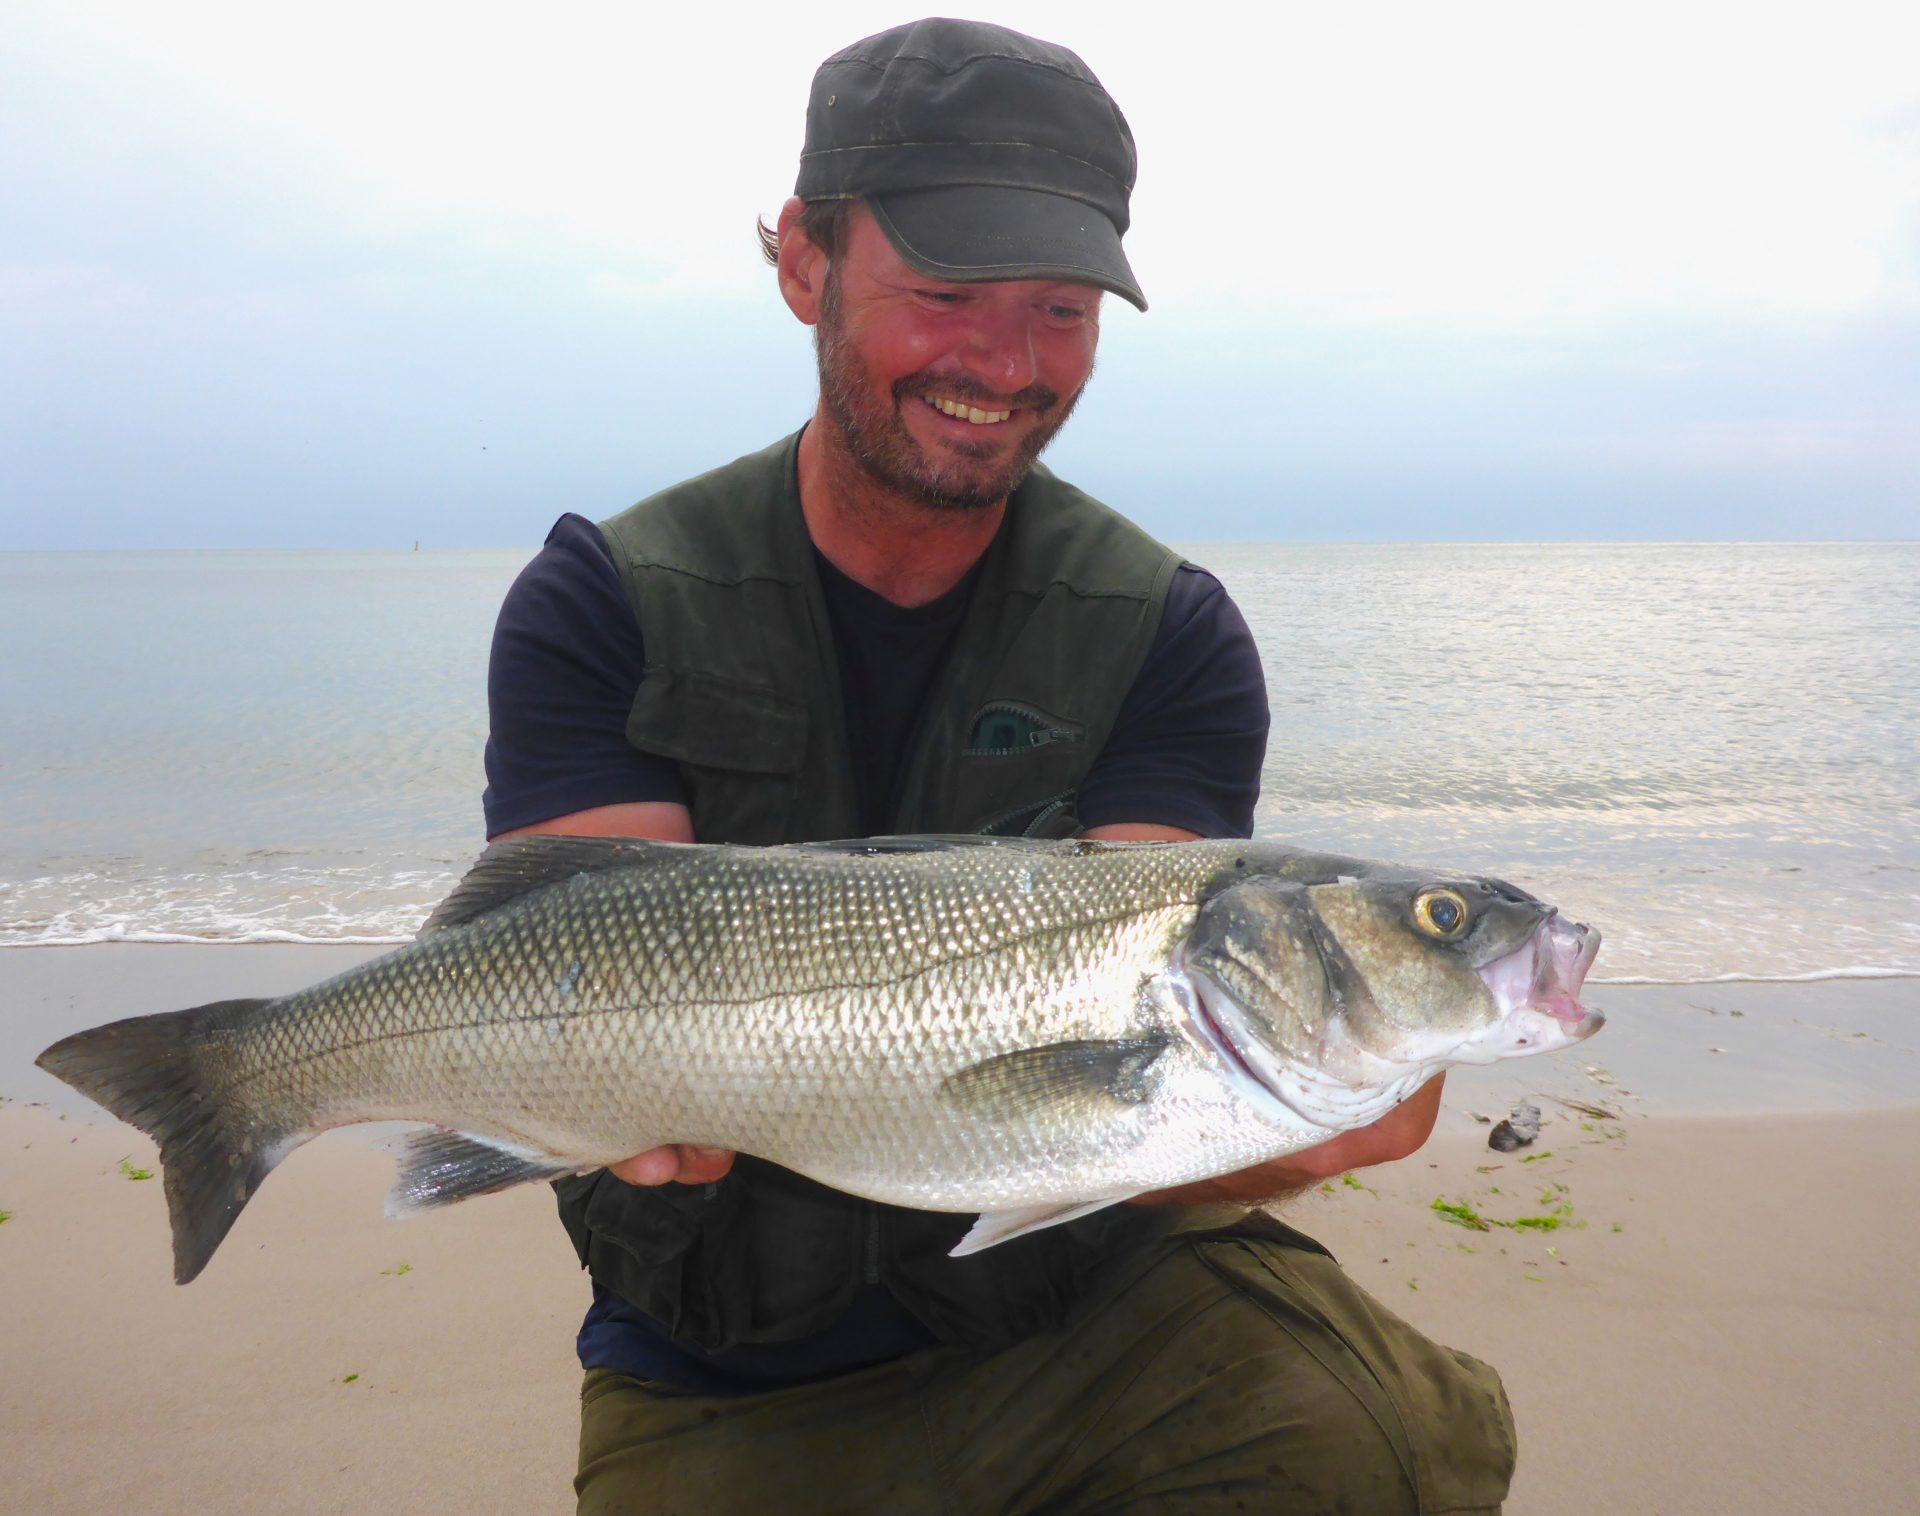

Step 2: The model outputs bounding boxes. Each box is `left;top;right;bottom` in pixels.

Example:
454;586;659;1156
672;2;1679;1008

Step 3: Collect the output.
555;432;1189;1353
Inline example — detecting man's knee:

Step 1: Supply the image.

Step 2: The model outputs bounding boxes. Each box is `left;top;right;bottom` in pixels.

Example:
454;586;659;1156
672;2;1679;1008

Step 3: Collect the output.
574;1365;945;1516
1185;1235;1517;1514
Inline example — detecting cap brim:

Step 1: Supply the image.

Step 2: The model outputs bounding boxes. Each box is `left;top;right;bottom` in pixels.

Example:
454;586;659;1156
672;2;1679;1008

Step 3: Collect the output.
868;186;1147;311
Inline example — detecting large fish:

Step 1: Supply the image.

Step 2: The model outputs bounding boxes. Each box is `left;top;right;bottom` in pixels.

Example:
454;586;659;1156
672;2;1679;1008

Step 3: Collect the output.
36;835;1602;1283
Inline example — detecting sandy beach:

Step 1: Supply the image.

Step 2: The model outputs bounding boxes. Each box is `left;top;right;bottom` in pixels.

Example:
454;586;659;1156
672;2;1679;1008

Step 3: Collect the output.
4;944;1916;1515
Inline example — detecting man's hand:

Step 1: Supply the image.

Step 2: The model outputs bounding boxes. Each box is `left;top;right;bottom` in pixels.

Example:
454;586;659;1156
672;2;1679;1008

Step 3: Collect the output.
1129;1073;1446;1208
608;1145;737;1186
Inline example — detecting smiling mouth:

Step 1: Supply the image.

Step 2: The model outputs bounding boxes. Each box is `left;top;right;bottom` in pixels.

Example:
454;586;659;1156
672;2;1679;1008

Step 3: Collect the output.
922;395;1012;425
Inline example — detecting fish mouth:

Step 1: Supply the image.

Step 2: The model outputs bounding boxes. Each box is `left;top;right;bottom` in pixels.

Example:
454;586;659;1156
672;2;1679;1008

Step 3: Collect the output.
1477;912;1605;1047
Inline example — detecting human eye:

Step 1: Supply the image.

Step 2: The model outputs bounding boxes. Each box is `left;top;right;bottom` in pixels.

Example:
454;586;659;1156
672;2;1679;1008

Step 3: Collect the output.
1038;289;1097;325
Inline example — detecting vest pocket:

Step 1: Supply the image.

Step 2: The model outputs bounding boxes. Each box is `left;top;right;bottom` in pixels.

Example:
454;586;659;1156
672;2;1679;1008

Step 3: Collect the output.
625;671;808;846
568;1160;865;1352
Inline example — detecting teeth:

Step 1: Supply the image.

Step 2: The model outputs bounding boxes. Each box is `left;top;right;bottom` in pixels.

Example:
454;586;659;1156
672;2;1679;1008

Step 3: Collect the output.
924;396;1011;425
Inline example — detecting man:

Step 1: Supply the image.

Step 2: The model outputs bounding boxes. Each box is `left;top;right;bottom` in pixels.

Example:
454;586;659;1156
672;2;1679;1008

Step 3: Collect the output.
484;19;1513;1514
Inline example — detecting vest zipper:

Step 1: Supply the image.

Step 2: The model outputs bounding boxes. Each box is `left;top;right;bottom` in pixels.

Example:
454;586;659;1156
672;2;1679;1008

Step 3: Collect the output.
974;789;1077;839
863;1203;882;1284
966;699;1083;756
1020;792;1074;837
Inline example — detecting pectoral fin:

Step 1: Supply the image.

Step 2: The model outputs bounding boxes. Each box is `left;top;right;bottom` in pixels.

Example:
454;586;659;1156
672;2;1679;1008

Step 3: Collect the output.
939;1035;1170;1123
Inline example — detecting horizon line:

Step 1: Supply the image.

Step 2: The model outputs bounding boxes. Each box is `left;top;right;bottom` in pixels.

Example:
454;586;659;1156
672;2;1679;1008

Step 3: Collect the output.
4;537;1918;556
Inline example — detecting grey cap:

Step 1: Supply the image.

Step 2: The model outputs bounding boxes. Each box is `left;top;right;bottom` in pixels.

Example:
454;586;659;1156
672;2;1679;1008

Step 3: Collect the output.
794;18;1146;310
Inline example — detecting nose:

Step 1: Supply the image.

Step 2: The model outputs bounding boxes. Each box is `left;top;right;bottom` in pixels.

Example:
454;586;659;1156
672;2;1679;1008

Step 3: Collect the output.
956;301;1038;396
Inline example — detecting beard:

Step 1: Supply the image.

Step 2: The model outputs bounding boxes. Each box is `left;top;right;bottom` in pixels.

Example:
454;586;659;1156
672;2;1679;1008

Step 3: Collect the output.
813;274;1087;512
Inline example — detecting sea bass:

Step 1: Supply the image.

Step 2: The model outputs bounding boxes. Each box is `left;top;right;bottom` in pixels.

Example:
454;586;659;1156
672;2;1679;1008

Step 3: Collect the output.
36;835;1602;1283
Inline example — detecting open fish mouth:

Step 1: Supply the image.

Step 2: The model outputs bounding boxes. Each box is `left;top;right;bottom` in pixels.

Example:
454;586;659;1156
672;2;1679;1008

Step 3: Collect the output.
1478;912;1604;1043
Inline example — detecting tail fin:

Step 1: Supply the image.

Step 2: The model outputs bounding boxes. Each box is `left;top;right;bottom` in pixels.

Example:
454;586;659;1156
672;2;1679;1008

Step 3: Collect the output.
36;1000;298;1283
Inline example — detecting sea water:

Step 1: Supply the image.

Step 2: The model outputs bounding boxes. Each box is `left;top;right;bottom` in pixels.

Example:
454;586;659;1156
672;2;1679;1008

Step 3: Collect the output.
2;541;1914;983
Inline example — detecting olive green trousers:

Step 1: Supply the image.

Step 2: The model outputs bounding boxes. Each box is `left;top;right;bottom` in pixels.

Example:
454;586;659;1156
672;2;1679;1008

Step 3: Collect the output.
576;1233;1515;1516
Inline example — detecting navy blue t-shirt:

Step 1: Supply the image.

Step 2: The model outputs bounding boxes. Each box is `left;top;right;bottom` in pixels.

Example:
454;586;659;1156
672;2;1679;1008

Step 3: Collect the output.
482;508;1270;1393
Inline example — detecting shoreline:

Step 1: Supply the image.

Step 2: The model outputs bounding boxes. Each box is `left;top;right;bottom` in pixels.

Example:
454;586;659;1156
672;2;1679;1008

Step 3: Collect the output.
7;944;1915;1121
8;935;1919;990
11;933;1918;989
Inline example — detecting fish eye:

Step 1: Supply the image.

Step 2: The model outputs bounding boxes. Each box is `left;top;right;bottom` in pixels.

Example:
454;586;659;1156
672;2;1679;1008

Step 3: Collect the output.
1413;888;1470;940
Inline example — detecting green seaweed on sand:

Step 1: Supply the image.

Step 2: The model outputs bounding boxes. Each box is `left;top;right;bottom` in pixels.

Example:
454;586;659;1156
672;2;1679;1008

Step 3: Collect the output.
1519;1151;1555;1164
0;1208;12;1223
1433;1194;1578;1233
117;1158;153;1182
1431;1199;1491;1230
340;1373;360;1384
380;1262;413;1276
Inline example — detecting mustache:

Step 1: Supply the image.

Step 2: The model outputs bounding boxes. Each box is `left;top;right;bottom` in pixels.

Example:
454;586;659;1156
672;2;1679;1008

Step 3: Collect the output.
892;373;1061;414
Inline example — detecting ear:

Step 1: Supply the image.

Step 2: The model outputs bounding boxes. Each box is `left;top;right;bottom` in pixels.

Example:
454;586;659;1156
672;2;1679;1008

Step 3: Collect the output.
775;196;828;327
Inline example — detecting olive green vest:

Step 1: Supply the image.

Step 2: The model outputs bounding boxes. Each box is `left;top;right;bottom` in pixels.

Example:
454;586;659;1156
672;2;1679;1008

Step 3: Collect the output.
556;432;1186;1353
597;431;1182;842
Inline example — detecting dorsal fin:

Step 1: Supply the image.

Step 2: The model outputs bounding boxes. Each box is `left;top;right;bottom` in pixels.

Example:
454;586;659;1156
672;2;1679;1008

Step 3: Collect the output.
791;834;1050;858
789;834;1138;860
418;835;681;937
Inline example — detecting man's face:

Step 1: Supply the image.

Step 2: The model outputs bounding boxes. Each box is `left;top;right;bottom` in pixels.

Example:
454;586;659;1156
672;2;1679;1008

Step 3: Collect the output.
811;208;1102;512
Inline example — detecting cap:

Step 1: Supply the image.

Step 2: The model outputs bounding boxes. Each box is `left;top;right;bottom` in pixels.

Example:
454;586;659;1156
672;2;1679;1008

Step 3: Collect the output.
795;18;1146;311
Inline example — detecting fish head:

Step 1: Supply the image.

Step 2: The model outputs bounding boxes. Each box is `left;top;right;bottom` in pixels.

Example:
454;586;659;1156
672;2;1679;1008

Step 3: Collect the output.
1183;869;1602;1119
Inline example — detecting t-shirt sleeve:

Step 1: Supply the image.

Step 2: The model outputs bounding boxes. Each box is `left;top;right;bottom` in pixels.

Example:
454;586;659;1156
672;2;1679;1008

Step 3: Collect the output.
481;513;687;838
1075;564;1269;840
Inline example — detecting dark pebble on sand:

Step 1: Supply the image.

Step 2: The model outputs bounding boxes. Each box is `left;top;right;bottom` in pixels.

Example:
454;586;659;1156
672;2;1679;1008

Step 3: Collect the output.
1488;1099;1543;1152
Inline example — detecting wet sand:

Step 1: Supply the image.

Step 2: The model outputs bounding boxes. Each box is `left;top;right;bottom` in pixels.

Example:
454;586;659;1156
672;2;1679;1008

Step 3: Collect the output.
2;945;1916;1514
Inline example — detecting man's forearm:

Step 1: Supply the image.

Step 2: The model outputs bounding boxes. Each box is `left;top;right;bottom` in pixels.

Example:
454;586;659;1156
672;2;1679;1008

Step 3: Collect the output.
1129;1073;1447;1208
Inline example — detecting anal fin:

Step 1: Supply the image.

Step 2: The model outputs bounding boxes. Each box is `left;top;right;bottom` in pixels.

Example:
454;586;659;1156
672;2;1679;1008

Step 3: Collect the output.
949;1195;1134;1257
386;1128;587;1216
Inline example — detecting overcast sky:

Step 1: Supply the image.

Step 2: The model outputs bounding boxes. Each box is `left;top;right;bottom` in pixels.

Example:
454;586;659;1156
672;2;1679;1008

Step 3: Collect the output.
2;1;1915;549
